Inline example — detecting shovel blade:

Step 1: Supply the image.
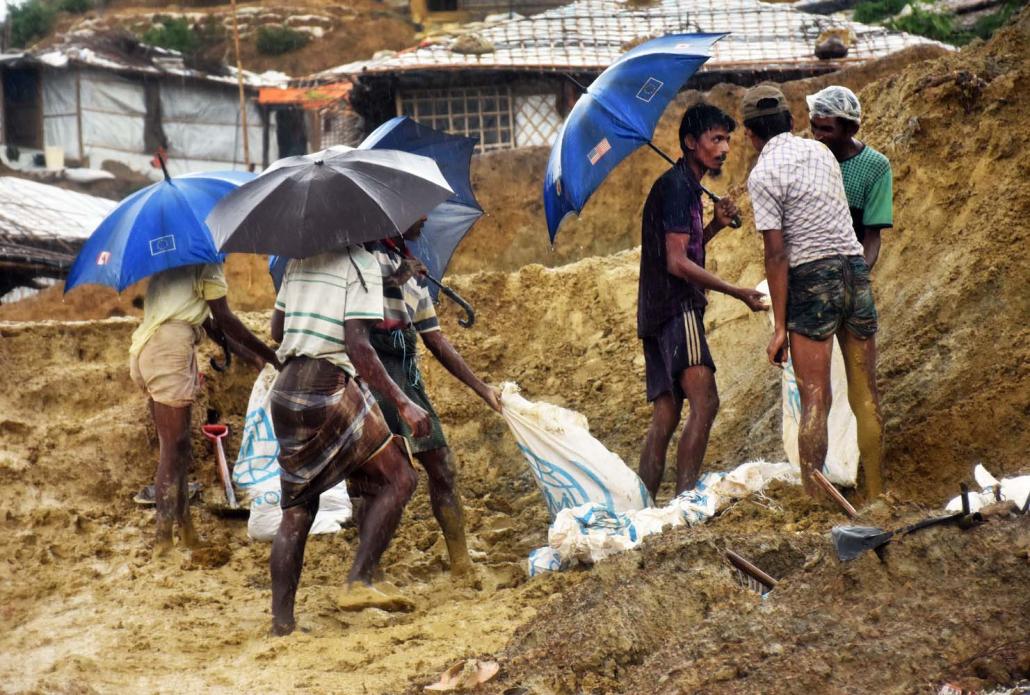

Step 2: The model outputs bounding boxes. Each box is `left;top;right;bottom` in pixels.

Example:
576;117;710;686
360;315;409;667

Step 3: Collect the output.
832;526;894;562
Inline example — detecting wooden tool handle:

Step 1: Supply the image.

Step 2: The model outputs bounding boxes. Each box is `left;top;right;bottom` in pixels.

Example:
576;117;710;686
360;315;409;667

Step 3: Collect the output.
726;550;778;588
812;470;858;518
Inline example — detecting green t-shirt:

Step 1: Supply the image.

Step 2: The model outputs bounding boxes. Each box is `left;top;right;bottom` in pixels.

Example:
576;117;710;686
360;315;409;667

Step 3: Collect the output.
839;144;893;243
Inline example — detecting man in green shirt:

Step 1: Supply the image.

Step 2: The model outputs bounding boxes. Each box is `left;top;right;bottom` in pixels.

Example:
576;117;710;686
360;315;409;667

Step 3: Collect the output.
807;85;893;269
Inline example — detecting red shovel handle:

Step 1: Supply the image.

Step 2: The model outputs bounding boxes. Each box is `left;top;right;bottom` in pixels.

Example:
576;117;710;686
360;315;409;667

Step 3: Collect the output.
202;424;228;440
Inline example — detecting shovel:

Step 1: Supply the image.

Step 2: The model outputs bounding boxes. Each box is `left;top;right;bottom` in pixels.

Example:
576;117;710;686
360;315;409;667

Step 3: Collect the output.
831;485;988;562
201;424;241;514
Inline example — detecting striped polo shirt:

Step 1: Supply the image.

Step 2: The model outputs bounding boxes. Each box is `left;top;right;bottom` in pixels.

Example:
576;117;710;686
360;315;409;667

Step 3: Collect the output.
748;132;864;267
274;247;384;376
372;248;441;334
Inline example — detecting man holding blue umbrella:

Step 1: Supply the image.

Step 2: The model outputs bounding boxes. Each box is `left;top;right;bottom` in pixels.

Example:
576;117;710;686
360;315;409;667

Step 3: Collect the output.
66;164;281;554
130;266;280;553
637;103;768;500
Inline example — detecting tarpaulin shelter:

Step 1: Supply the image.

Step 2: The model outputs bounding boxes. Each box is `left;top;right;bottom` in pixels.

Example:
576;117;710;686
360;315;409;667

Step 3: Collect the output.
0;32;287;179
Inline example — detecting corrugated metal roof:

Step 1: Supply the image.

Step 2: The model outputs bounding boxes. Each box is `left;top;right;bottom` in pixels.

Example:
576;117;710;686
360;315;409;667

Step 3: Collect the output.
0;31;288;88
258;81;352;108
314;0;945;78
0;177;116;244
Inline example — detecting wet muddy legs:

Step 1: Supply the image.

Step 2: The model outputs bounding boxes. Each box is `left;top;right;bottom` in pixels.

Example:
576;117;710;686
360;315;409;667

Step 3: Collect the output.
790;330;884;500
150;400;199;553
270;441;416;635
639;366;718;500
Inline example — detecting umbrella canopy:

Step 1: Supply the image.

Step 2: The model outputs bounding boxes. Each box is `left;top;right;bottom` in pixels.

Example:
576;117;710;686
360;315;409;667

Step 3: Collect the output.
362;117;483;295
65;169;255;292
207;148;453;258
269;118;483;294
543;33;724;241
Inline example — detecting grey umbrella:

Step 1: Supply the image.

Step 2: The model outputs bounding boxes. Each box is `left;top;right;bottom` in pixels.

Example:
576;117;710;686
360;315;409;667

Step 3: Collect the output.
206;148;453;258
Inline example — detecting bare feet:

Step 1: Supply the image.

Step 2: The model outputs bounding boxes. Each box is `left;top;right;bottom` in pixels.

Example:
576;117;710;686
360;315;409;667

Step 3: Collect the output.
333;583;415;613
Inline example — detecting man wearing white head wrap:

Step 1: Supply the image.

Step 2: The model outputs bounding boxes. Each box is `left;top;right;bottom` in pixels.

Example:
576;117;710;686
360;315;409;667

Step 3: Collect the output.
807;85;893;270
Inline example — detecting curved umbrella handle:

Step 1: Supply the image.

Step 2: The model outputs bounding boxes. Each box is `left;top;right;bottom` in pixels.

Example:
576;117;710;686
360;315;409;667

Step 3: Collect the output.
209;333;232;372
423;274;476;328
698;183;743;229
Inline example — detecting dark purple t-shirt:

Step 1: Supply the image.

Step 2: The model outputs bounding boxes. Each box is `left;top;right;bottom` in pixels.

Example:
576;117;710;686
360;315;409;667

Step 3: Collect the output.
637;159;706;337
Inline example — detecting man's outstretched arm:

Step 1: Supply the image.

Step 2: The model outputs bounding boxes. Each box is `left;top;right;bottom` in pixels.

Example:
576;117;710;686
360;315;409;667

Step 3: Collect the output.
421;330;501;412
665;234;767;312
207;297;280;368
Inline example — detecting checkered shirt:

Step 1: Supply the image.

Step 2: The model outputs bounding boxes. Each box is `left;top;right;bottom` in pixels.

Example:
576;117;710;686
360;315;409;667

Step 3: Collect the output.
747;132;864;267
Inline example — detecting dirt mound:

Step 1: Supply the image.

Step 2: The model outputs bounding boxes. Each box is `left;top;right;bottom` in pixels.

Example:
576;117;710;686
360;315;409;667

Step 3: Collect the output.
2;10;1029;694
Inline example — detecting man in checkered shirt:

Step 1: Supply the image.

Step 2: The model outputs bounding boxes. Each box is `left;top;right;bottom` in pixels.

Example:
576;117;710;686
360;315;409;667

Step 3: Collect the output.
743;84;884;502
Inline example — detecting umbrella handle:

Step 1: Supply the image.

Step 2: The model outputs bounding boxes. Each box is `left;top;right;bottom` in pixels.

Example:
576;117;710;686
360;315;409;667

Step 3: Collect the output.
423;274;476;328
209;332;232;372
698;183;743;229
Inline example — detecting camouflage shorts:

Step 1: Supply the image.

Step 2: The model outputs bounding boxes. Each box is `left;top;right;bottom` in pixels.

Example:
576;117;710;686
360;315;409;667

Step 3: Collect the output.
787;255;878;341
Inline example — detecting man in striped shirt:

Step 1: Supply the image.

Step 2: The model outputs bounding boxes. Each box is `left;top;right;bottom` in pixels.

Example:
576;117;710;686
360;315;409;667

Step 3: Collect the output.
269;245;431;632
369;217;501;578
743;84;884;501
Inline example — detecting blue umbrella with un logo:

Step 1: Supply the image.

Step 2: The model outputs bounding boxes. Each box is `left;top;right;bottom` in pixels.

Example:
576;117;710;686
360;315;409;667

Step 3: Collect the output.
65;157;254;292
544;34;725;241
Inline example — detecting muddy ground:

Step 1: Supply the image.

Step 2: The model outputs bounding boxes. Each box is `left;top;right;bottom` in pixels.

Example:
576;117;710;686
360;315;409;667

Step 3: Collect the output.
2;10;1030;695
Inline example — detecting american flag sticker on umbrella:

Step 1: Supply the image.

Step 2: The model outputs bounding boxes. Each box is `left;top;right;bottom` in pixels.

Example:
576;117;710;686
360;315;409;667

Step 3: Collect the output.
587;138;611;165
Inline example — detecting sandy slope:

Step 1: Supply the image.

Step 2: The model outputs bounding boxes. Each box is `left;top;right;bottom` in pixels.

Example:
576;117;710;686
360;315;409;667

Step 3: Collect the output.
1;11;1029;695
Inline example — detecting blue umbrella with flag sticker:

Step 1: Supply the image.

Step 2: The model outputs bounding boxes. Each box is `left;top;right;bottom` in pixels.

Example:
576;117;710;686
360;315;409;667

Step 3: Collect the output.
65;156;254;292
544;33;737;242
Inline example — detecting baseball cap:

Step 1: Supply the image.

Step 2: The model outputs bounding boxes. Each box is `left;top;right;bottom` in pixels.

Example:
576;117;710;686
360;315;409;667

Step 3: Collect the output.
741;84;790;121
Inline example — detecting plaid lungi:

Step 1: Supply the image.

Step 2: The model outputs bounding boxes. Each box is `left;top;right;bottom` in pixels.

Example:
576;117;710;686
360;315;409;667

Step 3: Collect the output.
270;357;393;509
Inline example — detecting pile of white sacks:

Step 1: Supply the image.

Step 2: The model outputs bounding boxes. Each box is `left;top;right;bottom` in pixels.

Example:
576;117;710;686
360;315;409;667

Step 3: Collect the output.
498;383;800;576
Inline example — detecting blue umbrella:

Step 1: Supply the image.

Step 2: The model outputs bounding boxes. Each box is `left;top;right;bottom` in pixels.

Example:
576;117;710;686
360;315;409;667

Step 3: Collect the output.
269;117;483;298
66;162;255;292
544;33;725;241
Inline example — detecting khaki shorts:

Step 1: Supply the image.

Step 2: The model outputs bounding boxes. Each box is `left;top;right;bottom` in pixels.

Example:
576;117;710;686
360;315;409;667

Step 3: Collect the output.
129;321;204;408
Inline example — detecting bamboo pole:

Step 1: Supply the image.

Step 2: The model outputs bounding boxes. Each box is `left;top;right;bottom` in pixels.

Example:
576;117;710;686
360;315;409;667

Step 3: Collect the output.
229;0;250;168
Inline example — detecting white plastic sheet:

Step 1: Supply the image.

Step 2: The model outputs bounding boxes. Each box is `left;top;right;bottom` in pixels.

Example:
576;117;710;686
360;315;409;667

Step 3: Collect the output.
538;461;799;572
161;81;269;167
41;67;79;160
233;365;352;541
944;464;1030;513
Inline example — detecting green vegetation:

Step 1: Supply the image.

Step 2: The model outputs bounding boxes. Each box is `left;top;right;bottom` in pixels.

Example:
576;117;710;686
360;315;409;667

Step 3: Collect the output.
142;16;201;54
256;25;310;56
888;6;959;42
57;0;92;13
852;0;1026;45
853;0;909;24
8;0;57;48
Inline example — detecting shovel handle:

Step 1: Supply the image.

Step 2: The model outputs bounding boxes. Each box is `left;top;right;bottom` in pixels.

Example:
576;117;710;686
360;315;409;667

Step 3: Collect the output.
204;426;238;509
726;550;778;588
812;470;859;518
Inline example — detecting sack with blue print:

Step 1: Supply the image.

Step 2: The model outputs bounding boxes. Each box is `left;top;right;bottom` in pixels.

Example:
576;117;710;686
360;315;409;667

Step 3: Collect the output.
234;364;352;541
499;382;652;521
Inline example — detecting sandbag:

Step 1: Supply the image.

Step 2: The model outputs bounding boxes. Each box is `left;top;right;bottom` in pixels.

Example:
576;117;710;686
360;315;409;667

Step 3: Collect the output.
499;382;652;520
757;280;859;487
233;364;352;541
